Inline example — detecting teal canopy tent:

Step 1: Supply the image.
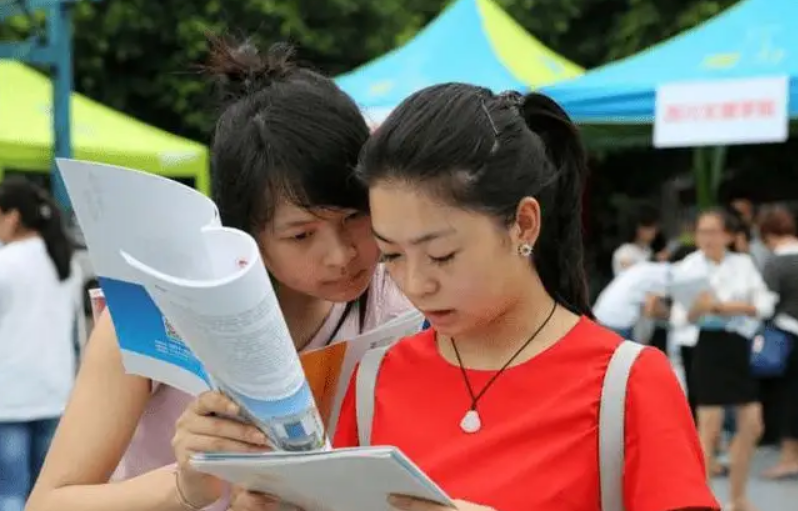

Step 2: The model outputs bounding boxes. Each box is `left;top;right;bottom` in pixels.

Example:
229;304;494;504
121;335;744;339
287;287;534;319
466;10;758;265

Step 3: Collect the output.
335;0;582;127
541;0;798;206
542;0;798;123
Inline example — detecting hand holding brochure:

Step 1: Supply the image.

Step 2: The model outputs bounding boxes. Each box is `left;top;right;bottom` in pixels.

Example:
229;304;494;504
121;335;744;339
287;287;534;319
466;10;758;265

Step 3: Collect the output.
190;447;454;511
122;227;328;451
668;262;711;310
58;158;326;450
57;159;423;448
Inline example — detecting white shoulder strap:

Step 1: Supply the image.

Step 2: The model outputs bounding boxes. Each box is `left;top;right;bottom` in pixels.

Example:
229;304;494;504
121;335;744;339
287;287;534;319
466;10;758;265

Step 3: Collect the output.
599;340;645;511
355;345;391;446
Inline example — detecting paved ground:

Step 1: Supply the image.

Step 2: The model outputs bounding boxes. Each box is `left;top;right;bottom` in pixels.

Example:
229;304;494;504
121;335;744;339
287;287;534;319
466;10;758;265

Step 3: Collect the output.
710;447;798;510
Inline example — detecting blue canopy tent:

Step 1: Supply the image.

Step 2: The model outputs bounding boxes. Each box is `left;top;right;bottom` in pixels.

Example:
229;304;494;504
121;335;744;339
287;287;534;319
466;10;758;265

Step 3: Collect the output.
541;0;798;205
335;0;582;127
543;0;798;124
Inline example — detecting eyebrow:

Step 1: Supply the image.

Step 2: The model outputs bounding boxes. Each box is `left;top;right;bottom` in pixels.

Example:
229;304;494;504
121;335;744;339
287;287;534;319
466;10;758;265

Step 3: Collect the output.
276;219;317;230
372;227;456;246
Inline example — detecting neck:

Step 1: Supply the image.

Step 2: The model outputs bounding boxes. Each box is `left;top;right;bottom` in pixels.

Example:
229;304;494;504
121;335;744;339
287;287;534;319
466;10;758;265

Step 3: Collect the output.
438;276;580;370
275;286;334;351
705;250;725;263
774;236;798;249
9;230;37;243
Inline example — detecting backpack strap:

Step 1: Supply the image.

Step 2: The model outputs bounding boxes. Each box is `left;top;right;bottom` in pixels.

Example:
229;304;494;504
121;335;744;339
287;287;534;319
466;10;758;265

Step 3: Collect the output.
599;340;645;511
355;345;390;446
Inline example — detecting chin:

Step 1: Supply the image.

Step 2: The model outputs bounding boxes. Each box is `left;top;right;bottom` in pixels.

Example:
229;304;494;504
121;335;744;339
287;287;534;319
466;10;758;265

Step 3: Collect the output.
318;273;372;303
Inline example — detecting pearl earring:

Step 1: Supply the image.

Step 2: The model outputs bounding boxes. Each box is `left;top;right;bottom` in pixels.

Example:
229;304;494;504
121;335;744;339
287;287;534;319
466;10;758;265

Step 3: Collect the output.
518;243;533;257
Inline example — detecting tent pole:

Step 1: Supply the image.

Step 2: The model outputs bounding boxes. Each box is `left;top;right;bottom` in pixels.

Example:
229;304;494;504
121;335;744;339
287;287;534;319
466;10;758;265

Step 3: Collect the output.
693;148;709;210
49;3;74;213
693;146;727;209
710;145;728;202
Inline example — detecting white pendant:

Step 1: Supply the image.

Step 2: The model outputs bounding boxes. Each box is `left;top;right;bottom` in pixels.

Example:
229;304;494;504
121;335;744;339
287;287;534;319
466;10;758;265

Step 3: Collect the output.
460;409;482;433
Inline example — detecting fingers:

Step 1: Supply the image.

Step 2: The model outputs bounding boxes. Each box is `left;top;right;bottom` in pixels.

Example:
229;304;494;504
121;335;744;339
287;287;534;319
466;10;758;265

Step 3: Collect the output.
230;490;302;511
388;496;492;511
192;390;240;417
173;391;271;467
176;434;267;462
183;413;268;446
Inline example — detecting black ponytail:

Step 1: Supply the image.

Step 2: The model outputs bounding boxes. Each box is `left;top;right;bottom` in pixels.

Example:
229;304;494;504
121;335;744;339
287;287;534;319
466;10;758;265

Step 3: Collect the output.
0;177;74;281
520;93;591;317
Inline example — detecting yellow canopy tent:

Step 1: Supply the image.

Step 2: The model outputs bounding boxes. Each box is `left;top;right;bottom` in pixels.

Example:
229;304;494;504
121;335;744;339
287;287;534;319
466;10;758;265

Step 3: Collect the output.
0;60;210;195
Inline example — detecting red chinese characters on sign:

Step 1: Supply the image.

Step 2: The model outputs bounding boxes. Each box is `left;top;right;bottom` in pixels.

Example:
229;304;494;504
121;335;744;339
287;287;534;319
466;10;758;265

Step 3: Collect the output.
664;99;776;123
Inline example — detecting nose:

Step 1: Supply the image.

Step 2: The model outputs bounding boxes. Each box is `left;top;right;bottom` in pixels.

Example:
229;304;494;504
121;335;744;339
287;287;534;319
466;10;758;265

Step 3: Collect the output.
397;259;436;299
323;230;357;269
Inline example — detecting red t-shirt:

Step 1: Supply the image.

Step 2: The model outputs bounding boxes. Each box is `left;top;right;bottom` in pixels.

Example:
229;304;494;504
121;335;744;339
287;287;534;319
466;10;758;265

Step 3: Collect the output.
334;317;719;511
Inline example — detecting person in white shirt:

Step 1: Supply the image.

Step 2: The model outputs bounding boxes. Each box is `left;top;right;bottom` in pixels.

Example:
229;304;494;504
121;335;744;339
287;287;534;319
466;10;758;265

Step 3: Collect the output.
594;261;669;338
0;178;80;511
611;205;659;276
676;208;776;511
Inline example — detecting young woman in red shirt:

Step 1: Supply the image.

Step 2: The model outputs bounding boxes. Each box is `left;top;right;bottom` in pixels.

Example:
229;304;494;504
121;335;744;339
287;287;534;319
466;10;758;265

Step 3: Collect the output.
330;84;720;511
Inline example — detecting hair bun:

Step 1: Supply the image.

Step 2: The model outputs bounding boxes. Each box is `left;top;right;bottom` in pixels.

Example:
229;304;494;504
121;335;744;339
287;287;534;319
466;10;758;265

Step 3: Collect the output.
205;35;297;100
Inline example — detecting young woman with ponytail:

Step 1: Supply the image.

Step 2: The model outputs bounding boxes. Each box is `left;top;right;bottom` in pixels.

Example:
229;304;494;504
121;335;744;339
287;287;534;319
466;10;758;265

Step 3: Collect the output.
329;84;719;511
0;178;80;511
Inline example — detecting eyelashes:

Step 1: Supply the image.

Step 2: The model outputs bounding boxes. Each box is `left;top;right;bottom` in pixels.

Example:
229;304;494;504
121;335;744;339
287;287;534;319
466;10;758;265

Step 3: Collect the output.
379;252;457;266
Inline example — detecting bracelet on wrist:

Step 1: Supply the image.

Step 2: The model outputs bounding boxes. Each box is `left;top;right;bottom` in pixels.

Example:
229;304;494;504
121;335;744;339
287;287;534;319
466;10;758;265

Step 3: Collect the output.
174;470;205;511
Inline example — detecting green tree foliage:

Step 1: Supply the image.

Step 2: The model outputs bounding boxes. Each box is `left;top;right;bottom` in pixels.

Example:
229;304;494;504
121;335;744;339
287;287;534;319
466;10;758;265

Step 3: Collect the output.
0;0;740;141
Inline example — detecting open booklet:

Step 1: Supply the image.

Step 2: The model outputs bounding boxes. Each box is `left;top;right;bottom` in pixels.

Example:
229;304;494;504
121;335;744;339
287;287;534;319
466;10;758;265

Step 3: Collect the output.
190;447;454;511
661;258;710;310
57;159;423;447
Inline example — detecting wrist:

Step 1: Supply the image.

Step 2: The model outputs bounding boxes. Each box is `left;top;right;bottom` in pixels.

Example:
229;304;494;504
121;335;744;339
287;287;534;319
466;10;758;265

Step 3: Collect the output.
174;469;213;511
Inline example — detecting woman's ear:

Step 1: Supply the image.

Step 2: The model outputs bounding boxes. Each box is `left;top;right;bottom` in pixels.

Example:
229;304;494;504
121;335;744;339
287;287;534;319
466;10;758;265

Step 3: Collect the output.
512;197;542;248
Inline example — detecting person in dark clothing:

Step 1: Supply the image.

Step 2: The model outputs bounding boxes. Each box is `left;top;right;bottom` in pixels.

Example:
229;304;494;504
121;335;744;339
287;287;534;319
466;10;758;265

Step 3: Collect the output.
758;205;798;479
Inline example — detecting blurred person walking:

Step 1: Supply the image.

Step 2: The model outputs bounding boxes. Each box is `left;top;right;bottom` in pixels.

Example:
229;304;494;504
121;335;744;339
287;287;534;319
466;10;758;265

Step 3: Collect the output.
678;209;776;511
757;205;798;480
0;178;80;511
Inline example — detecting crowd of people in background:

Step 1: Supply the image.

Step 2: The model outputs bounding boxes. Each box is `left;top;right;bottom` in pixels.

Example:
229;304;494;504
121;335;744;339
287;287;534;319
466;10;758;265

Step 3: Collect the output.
595;197;798;508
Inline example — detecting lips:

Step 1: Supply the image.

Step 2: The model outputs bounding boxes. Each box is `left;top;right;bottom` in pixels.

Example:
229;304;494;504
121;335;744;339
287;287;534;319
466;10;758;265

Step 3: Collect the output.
422;309;456;323
324;268;368;286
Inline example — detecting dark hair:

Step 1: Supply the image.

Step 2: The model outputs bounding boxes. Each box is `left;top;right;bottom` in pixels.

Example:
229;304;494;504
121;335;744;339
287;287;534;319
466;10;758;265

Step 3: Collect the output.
620;203;659;243
758;204;796;238
698;207;737;232
668;243;695;264
203;36;370;234
637;203;659;227
357;83;591;316
0;177;73;281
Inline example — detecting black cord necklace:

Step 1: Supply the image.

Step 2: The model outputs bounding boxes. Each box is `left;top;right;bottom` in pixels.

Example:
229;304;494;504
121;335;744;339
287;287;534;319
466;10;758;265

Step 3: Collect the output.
451;301;558;434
